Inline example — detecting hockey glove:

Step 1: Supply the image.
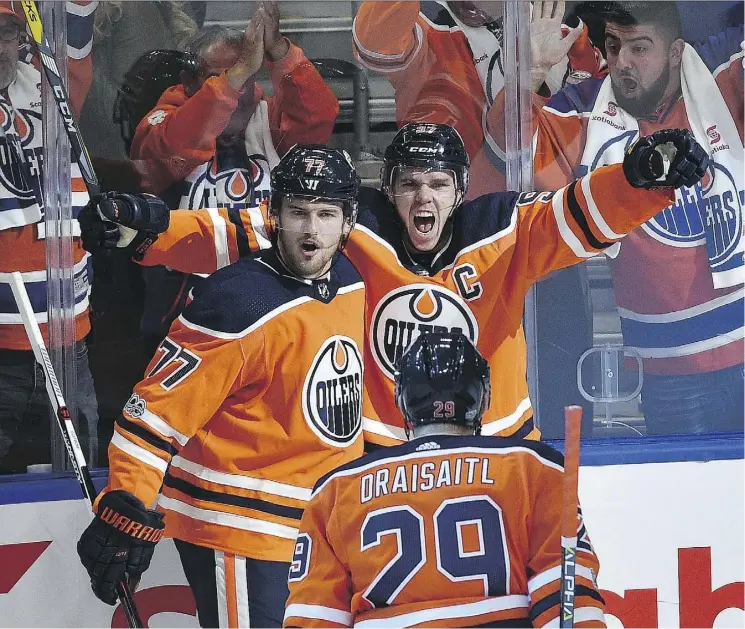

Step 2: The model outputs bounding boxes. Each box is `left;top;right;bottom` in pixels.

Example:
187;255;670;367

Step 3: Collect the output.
78;192;170;260
77;490;165;605
623;128;710;190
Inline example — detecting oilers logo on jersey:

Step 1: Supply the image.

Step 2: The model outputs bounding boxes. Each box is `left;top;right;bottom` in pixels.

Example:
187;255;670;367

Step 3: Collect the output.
180;151;272;210
302;335;364;447
700;163;743;268
0;104;43;205
370;284;479;380
642;162;743;270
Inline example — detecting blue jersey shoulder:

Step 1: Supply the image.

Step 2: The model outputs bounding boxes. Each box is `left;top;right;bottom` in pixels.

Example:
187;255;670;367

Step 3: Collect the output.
545;77;604;116
313;434;565;492
182;253;361;335
453;191;520;248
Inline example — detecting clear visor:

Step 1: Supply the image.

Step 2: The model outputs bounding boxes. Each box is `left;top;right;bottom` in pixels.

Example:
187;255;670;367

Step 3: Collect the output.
275;195;352;245
388;166;459;199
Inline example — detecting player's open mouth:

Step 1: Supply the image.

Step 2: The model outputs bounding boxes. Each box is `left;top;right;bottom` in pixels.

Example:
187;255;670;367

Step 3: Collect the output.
301;242;319;253
413;211;436;234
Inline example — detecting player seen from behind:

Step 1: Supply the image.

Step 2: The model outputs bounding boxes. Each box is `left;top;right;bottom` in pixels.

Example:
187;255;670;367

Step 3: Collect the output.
283;331;606;628
76;146;366;628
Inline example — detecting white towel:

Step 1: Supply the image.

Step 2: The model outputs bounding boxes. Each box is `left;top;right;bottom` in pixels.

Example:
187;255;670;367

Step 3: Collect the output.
579;43;744;289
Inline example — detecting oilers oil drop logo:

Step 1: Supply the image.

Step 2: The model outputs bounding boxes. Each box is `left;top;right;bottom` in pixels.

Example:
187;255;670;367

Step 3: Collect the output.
302;336;363;447
371;284;479;380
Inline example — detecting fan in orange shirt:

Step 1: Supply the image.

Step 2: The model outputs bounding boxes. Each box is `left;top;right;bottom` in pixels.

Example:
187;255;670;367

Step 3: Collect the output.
284;332;606;628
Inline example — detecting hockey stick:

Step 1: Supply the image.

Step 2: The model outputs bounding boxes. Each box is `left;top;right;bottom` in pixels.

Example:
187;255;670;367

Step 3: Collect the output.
20;0;100;199
560;405;582;628
9;273;143;628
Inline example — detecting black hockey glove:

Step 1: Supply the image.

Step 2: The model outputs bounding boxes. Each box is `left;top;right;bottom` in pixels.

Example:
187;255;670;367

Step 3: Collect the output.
77;490;165;605
623;128;710;190
78;192;170;260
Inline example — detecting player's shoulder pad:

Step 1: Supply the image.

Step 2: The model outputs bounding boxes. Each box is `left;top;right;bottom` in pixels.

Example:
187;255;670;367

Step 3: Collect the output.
544;77;604;117
453;191;521;247
331;252;364;286
434;434;565;468
181;257;304;335
356;186;398;232
312;440;414;493
355;186;414;255
312;435;565;496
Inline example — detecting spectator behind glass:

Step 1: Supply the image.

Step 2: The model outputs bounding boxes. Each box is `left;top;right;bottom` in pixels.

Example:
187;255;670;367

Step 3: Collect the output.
129;0;339;357
79;1;197;167
0;2;99;473
352;0;607;197
510;1;744;434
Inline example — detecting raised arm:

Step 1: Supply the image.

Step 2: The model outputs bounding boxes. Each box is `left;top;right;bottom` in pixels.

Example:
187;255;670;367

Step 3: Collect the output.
502;131;708;284
78;193;271;273
262;1;339;153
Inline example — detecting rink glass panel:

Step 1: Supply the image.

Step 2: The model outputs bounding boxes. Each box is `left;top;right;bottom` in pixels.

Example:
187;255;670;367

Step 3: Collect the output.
10;0;741;480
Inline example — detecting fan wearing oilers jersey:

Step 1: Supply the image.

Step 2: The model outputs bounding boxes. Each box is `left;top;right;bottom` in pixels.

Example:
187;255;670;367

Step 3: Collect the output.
77;146;366;628
0;1;98;473
80;122;710;449
504;1;744;433
283;332;606;628
352;0;608;197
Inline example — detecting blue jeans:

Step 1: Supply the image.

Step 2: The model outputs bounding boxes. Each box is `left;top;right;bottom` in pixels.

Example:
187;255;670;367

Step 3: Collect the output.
0;341;99;473
641;364;744;435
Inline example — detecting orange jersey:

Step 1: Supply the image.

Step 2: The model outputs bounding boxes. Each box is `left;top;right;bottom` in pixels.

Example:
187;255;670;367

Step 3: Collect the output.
284;436;605;628
138;165;675;446
101;250;366;561
352;1;606;196
347;167;673;446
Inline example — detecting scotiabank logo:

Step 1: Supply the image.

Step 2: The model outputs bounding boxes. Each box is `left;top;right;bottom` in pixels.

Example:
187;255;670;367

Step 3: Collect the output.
707;125;722;144
602;547;744;627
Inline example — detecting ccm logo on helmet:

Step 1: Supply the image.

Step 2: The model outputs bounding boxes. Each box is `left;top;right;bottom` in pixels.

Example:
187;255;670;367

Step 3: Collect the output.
408;146;438;154
302;336;363;447
371;285;479;380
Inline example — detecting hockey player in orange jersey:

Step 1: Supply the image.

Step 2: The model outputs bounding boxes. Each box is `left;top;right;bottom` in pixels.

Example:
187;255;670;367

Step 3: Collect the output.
80;124;710;448
77;146;366;628
283;332;606;628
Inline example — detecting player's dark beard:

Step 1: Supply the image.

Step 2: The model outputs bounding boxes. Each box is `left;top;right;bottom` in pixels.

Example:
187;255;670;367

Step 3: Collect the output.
613;64;671;118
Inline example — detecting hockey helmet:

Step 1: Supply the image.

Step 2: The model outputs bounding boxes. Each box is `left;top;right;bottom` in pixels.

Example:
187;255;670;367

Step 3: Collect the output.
395;332;491;437
381;122;470;203
270;144;361;248
114;49;198;153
